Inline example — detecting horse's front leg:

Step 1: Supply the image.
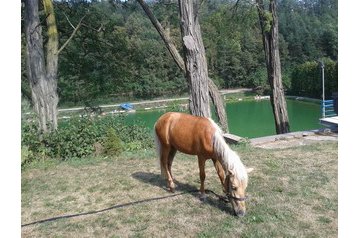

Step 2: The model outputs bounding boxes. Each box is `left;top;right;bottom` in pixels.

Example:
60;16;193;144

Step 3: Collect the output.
212;158;227;194
198;156;207;201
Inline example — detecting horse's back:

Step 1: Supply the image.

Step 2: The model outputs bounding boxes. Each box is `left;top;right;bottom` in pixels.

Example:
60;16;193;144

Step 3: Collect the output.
155;112;215;156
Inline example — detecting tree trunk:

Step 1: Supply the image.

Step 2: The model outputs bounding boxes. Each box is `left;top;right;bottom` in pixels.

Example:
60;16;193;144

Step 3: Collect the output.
24;0;59;133
178;0;211;118
256;0;290;134
137;0;228;131
208;79;228;132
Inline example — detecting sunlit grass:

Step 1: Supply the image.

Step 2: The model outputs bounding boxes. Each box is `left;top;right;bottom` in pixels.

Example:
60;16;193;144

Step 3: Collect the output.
22;141;337;237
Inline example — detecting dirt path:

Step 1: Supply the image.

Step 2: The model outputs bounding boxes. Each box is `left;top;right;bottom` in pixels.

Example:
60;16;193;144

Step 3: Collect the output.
249;130;338;149
58;88;252;112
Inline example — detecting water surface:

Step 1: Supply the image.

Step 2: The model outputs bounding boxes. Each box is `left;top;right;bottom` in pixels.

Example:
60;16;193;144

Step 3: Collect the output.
123;99;321;138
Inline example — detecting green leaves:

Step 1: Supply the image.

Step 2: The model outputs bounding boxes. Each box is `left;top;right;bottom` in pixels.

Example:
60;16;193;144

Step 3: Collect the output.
262;10;273;33
21;0;337;106
103;127;123;156
21;116;154;162
290;59;338;99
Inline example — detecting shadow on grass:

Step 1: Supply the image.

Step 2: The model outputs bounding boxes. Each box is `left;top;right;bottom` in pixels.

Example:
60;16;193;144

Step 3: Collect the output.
22;190;193;228
131;171;233;216
22;172;233;228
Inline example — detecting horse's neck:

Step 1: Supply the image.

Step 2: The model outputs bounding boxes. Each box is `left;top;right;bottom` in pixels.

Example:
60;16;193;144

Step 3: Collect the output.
216;148;233;174
218;149;247;181
211;126;246;180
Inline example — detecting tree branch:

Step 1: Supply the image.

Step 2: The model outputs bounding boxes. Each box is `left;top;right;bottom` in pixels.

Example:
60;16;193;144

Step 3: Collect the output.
57;14;87;55
63;12;76;29
137;0;185;71
81;23;104;32
137;0;228;131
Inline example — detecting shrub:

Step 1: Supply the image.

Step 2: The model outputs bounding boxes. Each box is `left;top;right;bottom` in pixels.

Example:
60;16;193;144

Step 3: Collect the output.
21;115;154;161
247;67;271;95
103;127;123;156
21;120;48;160
21;146;34;166
290;59;337;99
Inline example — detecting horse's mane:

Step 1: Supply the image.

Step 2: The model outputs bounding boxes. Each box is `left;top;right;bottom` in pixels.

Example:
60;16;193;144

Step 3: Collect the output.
209;118;248;182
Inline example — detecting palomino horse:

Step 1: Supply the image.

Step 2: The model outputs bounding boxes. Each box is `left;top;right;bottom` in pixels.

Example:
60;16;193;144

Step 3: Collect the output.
154;112;253;216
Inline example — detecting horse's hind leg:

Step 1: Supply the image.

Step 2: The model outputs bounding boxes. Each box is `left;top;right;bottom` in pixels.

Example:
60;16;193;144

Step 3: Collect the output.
168;148;177;180
160;146;176;192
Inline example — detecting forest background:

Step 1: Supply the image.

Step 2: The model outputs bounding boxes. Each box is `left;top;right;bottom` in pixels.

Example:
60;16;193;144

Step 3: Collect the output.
20;0;338;108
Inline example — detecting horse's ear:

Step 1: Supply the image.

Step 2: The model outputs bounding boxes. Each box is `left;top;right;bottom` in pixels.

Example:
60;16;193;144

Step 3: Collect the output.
228;169;234;176
246;167;254;173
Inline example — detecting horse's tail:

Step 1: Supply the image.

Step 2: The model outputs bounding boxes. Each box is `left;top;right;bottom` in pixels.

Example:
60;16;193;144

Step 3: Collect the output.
153;122;164;177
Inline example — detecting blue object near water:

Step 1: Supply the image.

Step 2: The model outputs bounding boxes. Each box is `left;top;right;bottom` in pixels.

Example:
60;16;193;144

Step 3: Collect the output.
321;99;337;118
119;103;134;111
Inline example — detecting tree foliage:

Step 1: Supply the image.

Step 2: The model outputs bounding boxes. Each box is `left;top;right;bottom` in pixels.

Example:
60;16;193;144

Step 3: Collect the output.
290;58;337;99
21;116;154;162
21;0;338;106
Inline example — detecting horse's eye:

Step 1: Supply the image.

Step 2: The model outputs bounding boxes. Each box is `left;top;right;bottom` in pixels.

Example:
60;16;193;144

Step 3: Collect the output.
232;186;237;190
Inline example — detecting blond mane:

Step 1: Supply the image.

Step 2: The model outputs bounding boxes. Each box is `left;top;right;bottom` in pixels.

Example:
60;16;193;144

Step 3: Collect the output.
209;119;248;182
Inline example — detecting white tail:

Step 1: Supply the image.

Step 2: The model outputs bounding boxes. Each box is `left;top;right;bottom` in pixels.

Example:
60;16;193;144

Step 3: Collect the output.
153;125;165;177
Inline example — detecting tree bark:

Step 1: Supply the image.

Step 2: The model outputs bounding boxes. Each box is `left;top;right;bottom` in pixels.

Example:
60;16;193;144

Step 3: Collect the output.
178;0;211;118
24;0;59;133
208;79;228;132
256;0;290;134
137;0;228;131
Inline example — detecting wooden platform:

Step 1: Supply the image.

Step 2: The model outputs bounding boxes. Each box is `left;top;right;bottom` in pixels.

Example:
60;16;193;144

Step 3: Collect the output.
223;133;244;144
319;116;338;131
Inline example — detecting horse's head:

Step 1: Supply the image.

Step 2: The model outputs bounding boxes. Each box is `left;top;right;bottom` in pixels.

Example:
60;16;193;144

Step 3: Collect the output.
225;167;254;217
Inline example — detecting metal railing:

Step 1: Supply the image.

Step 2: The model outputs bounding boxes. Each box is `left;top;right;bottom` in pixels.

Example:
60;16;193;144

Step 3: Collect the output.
321;99;337;118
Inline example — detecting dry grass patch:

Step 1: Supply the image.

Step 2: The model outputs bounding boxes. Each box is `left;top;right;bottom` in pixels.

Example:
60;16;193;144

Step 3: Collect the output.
22;141;337;237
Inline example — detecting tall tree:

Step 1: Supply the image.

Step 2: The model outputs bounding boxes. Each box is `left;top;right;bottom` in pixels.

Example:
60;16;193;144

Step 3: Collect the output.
24;0;85;132
137;0;228;131
256;0;290;134
178;0;211;118
24;0;59;133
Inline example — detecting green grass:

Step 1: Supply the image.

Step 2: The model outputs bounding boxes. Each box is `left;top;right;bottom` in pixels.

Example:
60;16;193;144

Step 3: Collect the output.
22;141;337;237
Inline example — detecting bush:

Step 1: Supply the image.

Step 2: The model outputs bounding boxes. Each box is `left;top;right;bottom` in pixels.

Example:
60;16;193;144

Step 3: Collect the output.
103;127;123;156
247;67;271;95
21;121;49;163
21;115;154;161
290;59;338;99
21;146;34;165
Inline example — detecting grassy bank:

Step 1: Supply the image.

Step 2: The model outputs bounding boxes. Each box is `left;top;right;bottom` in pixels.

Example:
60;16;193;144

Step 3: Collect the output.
22;141;337;237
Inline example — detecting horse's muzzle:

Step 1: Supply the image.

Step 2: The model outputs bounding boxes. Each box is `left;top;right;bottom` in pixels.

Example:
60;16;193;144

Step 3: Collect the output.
235;209;246;217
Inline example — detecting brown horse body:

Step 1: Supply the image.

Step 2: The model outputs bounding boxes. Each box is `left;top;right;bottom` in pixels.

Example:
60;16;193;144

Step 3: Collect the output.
154;112;251;216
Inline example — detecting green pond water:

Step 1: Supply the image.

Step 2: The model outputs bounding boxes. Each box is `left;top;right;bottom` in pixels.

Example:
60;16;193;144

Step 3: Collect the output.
123;99;321;138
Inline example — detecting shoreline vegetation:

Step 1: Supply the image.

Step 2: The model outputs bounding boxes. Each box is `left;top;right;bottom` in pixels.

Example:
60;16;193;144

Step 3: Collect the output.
22;88;321;120
21;88;326;164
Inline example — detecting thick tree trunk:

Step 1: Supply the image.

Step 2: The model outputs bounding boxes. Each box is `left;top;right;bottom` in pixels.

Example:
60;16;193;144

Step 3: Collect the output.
43;0;59;131
208;79;228;132
137;0;228;131
178;0;211;118
256;0;290;134
24;0;59;133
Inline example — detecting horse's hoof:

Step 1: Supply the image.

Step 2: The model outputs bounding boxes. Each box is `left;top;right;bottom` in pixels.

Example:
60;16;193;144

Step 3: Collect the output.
221;196;230;203
199;194;207;202
169;187;176;193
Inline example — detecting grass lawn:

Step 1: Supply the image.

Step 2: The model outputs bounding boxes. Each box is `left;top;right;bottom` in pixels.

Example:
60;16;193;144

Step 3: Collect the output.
21;141;337;237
